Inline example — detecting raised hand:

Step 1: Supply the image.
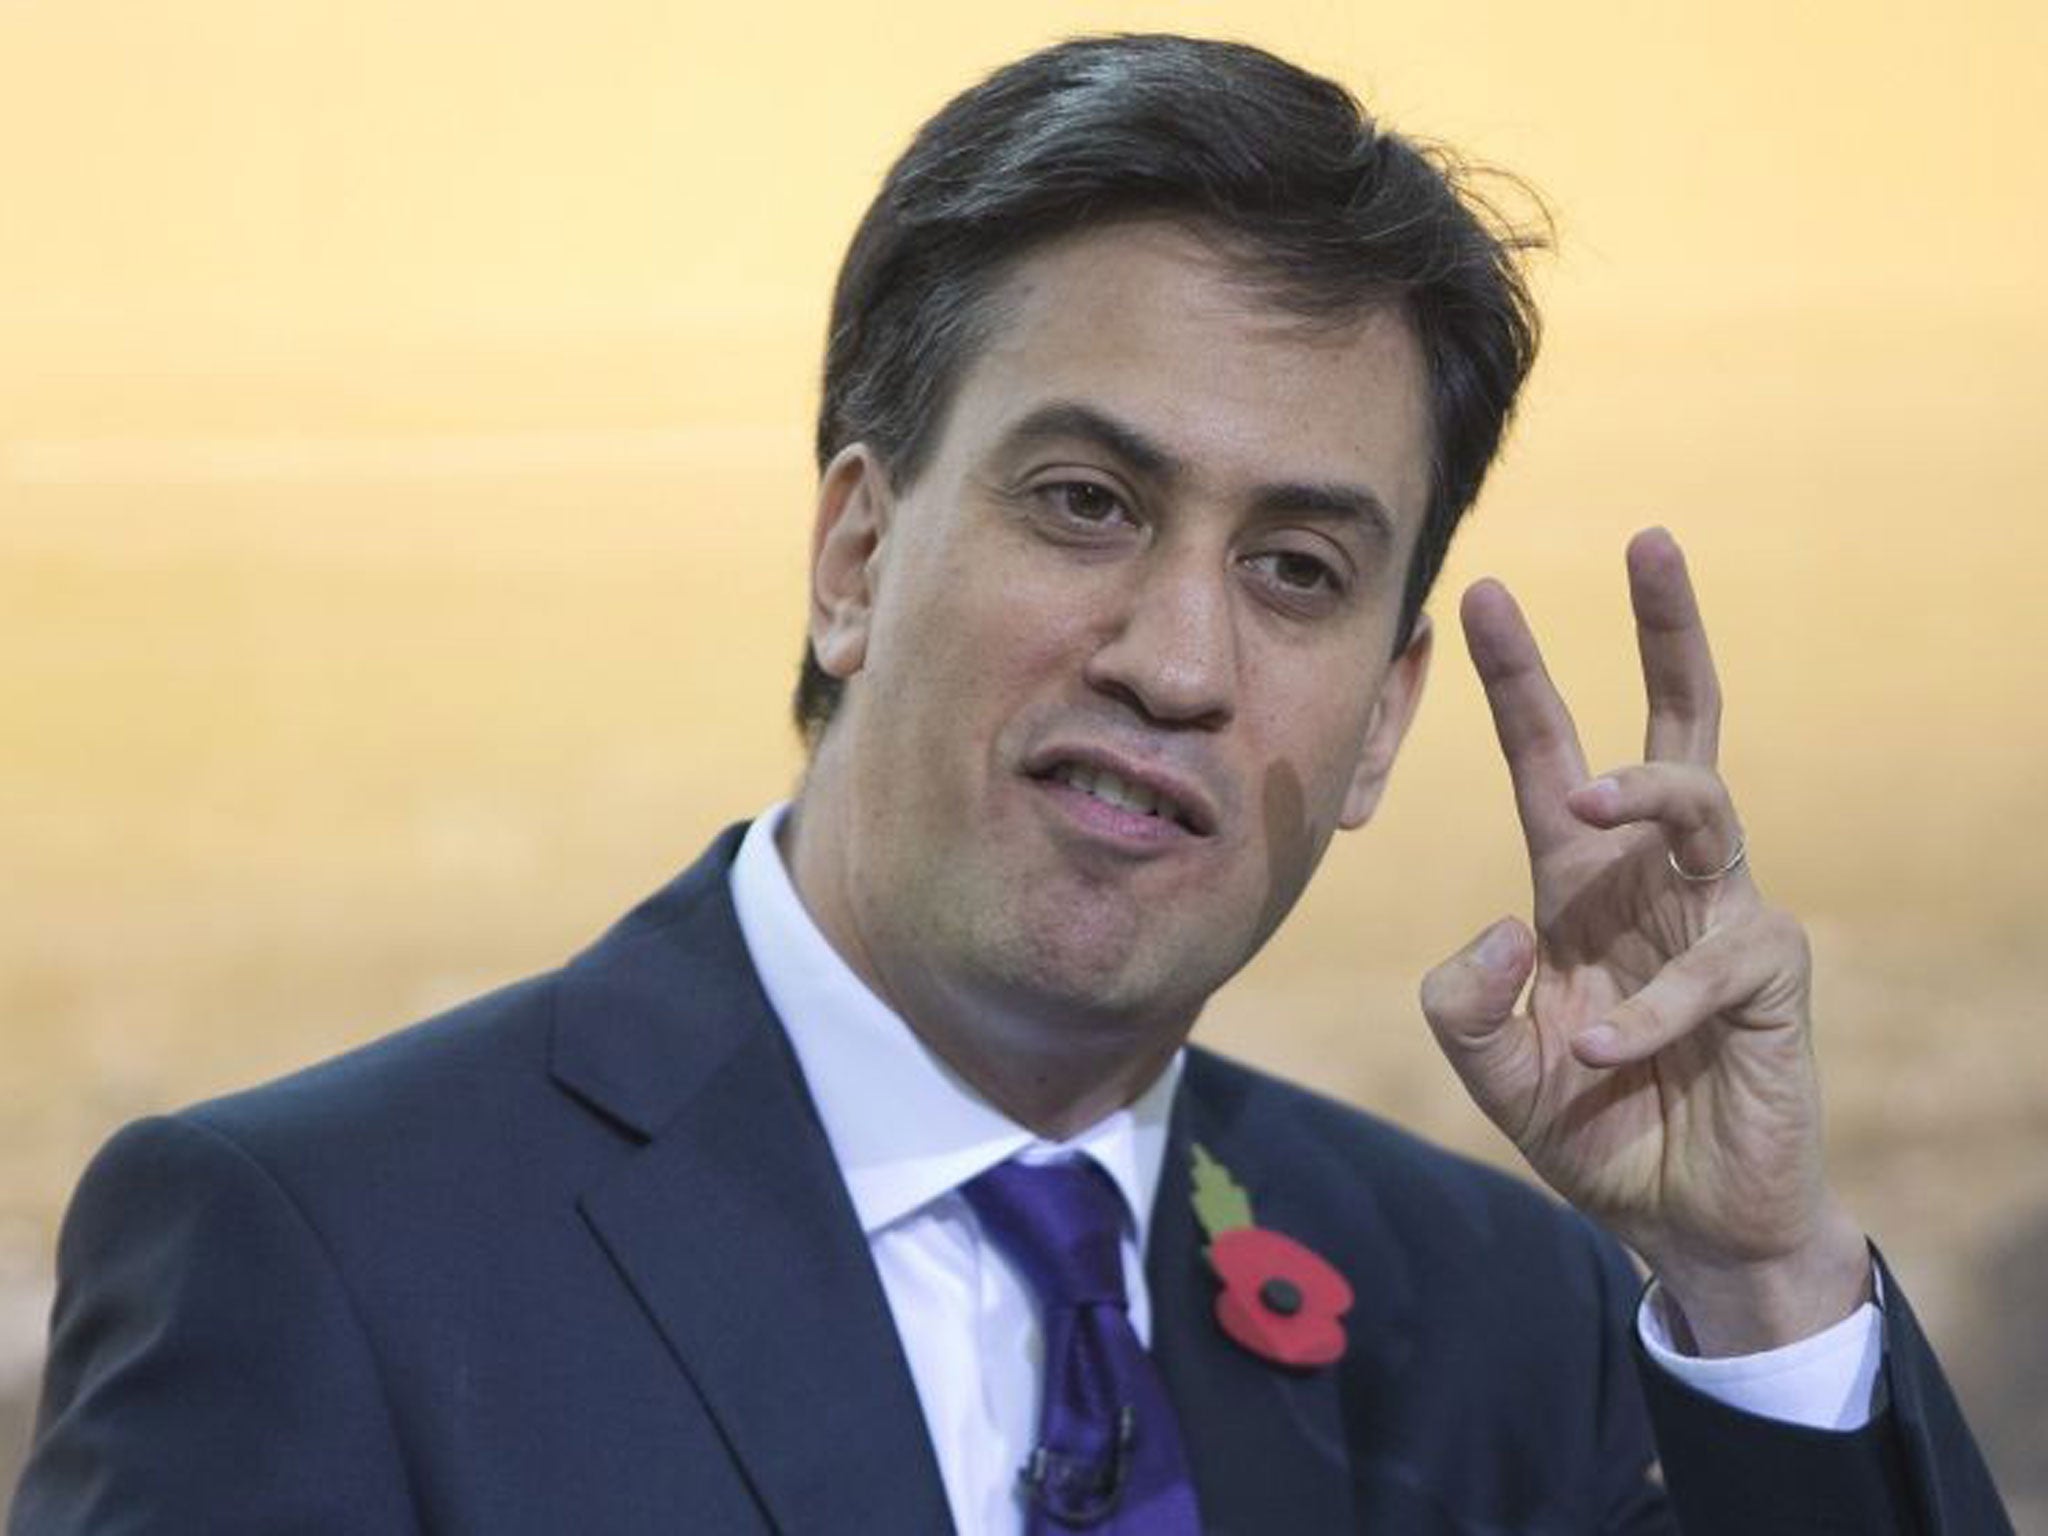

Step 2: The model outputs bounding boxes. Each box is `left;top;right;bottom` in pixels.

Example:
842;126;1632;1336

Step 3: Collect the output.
1420;528;1870;1353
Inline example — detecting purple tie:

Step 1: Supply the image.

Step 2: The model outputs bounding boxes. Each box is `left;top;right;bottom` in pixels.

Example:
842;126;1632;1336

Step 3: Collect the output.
963;1159;1202;1534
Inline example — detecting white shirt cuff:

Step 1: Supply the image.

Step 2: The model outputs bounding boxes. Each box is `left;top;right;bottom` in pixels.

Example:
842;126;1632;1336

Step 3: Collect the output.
1636;1279;1884;1431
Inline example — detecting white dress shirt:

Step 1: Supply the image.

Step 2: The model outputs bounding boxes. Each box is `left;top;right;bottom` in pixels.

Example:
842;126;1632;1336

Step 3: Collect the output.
727;805;1882;1534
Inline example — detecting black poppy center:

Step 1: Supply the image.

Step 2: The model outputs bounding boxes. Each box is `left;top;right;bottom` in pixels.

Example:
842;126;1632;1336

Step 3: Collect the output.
1258;1276;1304;1317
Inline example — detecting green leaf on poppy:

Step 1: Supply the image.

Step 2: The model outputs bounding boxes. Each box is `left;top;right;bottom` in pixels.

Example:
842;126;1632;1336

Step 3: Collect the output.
1190;1142;1254;1236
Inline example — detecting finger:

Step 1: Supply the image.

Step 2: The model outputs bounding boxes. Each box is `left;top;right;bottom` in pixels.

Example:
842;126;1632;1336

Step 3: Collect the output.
1565;762;1747;887
1627;529;1722;765
1461;579;1592;856
1419;919;1542;1137
1419;917;1537;1049
1571;911;1806;1067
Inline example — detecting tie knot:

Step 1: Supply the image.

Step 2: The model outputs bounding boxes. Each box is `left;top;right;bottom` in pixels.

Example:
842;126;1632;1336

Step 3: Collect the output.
963;1158;1129;1310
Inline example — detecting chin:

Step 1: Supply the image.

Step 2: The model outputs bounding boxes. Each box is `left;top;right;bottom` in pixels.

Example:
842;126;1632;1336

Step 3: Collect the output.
973;898;1226;1035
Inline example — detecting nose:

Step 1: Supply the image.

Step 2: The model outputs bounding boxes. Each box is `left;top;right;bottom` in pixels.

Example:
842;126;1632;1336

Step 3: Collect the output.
1082;549;1238;729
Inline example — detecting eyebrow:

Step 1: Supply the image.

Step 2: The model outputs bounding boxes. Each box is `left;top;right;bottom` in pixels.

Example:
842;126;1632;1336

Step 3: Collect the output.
996;399;1396;547
1001;401;1181;480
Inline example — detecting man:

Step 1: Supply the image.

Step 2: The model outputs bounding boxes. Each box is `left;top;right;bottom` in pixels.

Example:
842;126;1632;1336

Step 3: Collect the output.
12;34;2011;1535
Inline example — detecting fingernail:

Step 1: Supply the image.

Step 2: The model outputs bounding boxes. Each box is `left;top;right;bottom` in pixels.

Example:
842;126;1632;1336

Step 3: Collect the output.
1476;921;1521;972
1574;1023;1621;1059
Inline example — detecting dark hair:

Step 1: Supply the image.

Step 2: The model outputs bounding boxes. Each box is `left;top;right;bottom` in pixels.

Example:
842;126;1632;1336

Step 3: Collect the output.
797;33;1546;741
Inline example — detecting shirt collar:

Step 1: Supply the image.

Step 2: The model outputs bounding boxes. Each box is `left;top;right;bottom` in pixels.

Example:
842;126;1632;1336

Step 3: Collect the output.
728;803;1181;1247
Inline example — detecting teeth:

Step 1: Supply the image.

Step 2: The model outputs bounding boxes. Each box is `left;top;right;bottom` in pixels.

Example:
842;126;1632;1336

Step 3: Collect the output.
1054;763;1173;822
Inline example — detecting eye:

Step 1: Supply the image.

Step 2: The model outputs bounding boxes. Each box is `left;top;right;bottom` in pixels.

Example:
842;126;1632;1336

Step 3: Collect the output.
1033;479;1131;527
1244;548;1343;597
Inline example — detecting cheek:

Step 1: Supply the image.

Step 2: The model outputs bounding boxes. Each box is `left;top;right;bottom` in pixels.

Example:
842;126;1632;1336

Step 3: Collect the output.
904;542;1098;682
1252;759;1318;942
1243;670;1380;804
1240;686;1379;876
863;551;1077;756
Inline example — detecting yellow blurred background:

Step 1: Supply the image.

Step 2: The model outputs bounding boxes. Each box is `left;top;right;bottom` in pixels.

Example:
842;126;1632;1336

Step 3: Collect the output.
4;0;2044;1515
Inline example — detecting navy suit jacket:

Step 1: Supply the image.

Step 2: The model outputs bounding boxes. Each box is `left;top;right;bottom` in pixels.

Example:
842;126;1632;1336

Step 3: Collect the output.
12;827;2011;1533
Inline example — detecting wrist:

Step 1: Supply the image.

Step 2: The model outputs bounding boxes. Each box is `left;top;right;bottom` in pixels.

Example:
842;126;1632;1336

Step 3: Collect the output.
1648;1204;1873;1357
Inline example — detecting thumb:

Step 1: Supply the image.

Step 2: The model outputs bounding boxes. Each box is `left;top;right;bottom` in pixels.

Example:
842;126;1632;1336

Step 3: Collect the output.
1419;917;1535;1052
1419;917;1541;1142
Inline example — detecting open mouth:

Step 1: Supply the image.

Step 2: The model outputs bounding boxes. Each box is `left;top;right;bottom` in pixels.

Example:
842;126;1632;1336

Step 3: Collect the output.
1037;760;1207;835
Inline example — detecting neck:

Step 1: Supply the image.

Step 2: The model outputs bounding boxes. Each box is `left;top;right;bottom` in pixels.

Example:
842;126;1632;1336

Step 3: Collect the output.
907;1009;1183;1142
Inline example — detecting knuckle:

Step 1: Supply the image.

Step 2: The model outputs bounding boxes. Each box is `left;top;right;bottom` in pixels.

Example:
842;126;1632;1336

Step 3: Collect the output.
1707;772;1736;819
1647;704;1689;746
1759;906;1811;964
1667;765;1734;830
1670;772;1719;829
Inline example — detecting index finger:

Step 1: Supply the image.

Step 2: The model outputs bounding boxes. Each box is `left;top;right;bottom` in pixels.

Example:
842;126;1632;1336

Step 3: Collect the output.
1461;577;1591;857
1628;528;1722;764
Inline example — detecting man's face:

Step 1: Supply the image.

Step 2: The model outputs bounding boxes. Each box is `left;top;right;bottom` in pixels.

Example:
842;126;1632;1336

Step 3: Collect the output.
797;221;1434;1056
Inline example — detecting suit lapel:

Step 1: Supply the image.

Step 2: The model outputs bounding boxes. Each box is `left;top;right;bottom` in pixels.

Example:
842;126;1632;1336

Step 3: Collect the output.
553;828;954;1535
1149;1055;1414;1535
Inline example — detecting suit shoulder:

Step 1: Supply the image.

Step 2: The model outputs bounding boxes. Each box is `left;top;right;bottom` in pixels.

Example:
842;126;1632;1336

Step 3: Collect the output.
116;969;610;1250
183;970;560;1152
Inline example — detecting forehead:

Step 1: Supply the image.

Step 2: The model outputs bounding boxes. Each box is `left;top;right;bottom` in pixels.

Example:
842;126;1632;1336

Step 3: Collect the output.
938;222;1434;526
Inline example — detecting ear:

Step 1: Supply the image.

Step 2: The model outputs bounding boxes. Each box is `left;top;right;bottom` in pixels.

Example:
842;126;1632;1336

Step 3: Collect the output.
1338;613;1433;830
808;444;892;681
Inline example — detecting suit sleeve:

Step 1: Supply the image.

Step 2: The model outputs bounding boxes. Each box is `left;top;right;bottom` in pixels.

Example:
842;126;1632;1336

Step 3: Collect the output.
1586;1235;1681;1535
1636;1251;2014;1535
9;1115;423;1535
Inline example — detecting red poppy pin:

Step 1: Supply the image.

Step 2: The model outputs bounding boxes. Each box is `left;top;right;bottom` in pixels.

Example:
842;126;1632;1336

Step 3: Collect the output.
1191;1143;1353;1369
